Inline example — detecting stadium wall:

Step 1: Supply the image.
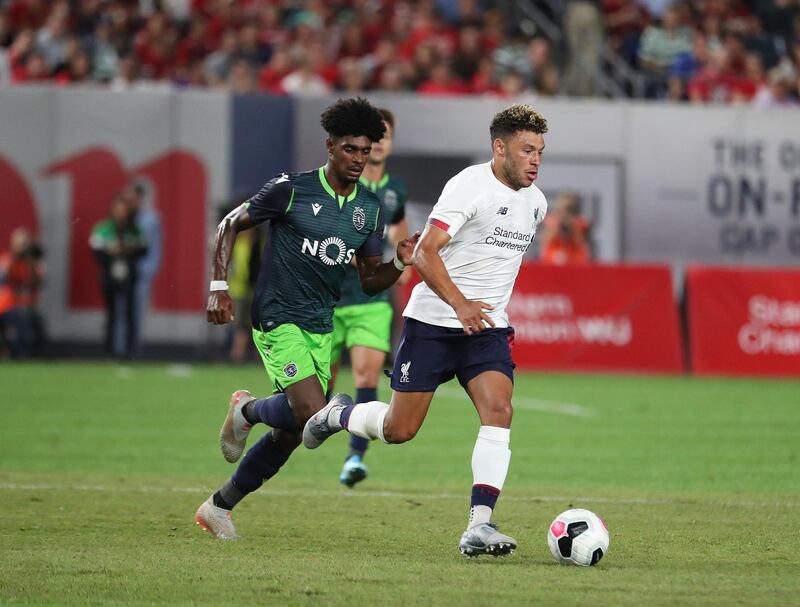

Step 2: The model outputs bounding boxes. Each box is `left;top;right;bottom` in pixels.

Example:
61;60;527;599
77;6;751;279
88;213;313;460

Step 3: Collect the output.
0;88;298;345
2;89;799;363
295;95;800;269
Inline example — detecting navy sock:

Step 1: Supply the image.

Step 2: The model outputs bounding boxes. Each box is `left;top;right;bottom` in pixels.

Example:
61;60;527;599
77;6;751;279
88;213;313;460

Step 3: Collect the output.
213;478;245;510
231;431;294;495
348;387;376;457
212;491;233;510
245;393;296;430
340;404;354;429
355;387;377;404
471;484;501;510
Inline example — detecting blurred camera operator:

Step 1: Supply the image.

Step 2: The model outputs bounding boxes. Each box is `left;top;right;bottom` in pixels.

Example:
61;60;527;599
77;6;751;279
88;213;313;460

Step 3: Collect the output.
0;227;46;358
539;191;592;265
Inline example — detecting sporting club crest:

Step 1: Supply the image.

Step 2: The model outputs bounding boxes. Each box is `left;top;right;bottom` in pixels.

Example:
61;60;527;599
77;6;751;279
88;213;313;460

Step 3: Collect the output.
384;189;398;212
352;206;365;230
284;362;298;377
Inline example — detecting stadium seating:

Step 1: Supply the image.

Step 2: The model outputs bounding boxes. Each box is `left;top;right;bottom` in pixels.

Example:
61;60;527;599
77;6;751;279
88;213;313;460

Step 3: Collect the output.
0;0;798;103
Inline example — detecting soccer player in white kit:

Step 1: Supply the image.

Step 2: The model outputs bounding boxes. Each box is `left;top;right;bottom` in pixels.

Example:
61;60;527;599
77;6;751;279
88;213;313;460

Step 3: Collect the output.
303;104;548;557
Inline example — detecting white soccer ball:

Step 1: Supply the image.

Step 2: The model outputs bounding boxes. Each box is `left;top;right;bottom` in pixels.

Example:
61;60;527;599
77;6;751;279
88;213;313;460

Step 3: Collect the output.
547;508;609;566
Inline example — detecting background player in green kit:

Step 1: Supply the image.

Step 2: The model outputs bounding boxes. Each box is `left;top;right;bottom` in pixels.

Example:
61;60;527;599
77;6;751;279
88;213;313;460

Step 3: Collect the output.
328;108;409;488
195;98;420;540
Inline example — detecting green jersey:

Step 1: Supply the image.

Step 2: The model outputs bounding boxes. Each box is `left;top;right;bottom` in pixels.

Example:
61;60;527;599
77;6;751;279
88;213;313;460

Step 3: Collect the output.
337;172;408;307
245;167;384;334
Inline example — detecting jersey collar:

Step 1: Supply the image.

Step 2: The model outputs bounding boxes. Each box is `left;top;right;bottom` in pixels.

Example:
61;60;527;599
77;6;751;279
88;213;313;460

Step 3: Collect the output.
318;167;359;209
359;173;390;192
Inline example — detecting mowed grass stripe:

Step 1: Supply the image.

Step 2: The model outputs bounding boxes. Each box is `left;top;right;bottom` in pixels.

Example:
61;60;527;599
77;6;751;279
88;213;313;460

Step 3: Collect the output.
2;481;799;509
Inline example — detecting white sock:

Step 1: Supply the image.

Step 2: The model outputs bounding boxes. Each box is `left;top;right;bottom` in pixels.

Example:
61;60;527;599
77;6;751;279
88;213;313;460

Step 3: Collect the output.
468;425;511;529
344;400;388;443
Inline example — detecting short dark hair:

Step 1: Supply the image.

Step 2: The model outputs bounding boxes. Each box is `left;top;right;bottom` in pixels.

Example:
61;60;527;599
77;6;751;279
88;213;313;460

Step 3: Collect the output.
489;104;548;141
320;97;386;142
377;108;395;131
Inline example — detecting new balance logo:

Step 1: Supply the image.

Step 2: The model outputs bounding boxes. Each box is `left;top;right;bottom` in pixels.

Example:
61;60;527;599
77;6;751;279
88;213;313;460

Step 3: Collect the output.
311;203;322;216
399;360;411;383
497;207;508;215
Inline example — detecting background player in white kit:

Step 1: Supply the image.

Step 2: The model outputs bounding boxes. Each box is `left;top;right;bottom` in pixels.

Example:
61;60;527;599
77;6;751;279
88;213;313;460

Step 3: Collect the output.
304;104;548;557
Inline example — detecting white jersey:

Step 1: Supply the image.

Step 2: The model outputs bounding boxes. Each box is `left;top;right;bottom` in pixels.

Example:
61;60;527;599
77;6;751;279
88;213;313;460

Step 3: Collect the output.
404;161;547;329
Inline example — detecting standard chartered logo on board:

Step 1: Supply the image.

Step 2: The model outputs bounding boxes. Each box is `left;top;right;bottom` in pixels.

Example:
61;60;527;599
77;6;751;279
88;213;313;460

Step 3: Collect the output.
738;295;800;355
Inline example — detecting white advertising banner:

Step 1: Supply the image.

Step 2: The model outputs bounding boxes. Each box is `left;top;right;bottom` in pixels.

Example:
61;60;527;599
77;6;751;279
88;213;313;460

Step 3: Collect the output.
627;104;800;266
295;96;800;267
0;87;229;343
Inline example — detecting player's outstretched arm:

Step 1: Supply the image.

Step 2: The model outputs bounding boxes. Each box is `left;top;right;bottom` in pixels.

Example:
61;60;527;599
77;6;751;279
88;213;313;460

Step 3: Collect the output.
356;231;420;296
413;225;495;335
207;204;254;325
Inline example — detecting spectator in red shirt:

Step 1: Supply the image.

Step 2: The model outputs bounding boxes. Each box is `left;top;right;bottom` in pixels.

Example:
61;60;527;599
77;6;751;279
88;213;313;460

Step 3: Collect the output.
54;46;92;84
7;0;48;31
15;47;49;82
175;16;213;68
133;11;175;79
688;47;756;103
416;58;468;95
258;44;292;94
337;20;368;60
470;55;500;94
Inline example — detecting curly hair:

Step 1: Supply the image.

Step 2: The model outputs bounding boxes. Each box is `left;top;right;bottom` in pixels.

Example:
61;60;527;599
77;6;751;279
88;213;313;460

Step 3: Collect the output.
320;97;386;142
489;104;548;141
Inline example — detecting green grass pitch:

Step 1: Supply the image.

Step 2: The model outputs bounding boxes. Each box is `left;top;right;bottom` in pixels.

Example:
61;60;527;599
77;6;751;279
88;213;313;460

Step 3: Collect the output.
1;361;799;606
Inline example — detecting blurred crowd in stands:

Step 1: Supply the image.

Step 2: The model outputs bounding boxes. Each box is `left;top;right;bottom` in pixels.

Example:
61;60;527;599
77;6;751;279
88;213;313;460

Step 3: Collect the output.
0;0;798;104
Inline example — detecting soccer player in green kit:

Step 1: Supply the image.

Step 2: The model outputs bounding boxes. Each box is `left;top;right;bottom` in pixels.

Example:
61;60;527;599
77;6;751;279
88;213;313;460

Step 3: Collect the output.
195;98;419;539
328;108;409;488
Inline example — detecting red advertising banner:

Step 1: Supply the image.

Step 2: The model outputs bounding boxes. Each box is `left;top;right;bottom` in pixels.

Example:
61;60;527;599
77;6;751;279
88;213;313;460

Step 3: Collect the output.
398;263;684;373
686;267;800;377
507;264;683;373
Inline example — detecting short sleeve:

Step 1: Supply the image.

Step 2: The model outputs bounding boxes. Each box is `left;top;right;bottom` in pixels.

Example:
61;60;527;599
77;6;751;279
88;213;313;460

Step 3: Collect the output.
389;204;405;225
245;173;294;225
427;172;479;237
356;206;386;258
389;180;408;225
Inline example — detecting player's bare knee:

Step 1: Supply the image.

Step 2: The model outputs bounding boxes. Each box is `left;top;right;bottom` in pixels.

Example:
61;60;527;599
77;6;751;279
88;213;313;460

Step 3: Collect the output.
383;423;417;444
353;370;380;388
482;401;513;426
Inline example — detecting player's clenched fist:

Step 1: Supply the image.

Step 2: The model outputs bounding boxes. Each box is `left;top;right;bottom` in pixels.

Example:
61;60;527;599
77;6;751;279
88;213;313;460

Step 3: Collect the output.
397;231;421;266
207;290;235;325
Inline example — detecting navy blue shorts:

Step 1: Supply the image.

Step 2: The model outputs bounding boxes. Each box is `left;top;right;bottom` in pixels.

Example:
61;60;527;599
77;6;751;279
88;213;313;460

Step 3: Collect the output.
390;318;516;392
